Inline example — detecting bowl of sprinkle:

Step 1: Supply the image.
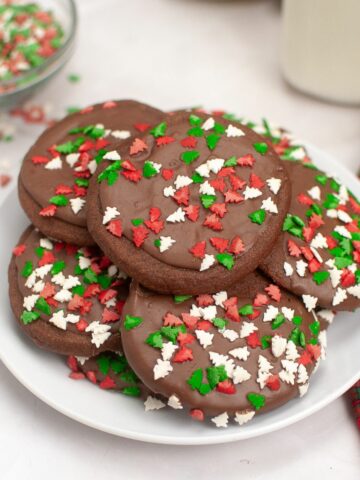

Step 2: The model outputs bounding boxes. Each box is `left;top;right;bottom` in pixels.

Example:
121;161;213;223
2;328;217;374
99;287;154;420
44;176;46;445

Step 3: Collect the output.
0;0;77;109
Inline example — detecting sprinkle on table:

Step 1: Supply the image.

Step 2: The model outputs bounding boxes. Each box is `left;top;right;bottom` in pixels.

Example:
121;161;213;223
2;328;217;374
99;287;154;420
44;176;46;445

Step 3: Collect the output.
67;73;80;83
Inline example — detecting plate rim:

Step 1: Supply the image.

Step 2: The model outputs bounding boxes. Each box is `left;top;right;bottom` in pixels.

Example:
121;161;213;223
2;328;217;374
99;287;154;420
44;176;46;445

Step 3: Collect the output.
1;348;359;445
1;140;360;445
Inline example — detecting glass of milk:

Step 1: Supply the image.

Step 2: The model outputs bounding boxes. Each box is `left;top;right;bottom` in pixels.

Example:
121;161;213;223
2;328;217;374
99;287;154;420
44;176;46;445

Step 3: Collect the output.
282;0;360;105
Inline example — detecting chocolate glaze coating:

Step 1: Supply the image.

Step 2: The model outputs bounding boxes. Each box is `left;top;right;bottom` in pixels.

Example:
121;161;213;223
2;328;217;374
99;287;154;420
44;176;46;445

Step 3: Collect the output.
87;111;291;294
19;100;165;244
121;272;326;419
261;161;360;311
18;179;93;246
8;226;128;356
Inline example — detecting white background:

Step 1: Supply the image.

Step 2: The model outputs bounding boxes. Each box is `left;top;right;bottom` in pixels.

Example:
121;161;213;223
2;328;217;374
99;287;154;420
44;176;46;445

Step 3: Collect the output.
1;0;360;478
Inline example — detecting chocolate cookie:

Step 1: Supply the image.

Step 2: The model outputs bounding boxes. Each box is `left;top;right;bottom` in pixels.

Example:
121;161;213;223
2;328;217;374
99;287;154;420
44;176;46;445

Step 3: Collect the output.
212;112;360;311
8;226;129;356
260;160;360;311
19;100;165;245
120;272;326;427
67;351;147;398
87;111;291;294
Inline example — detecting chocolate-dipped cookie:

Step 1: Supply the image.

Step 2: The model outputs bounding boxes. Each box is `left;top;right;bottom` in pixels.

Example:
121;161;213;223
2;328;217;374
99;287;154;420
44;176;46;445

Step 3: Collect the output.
87;111;291;294
9;226;129;356
67;351;147;398
19;100;165;245
260;160;360;311
210;112;360;312
120;272;326;427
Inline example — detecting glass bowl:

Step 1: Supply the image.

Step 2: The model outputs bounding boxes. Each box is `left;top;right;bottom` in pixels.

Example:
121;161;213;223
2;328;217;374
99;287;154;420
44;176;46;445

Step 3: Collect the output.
0;0;78;109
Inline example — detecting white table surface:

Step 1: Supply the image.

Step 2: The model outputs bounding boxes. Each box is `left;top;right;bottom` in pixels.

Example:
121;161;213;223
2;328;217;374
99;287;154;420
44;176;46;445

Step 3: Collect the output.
1;0;360;478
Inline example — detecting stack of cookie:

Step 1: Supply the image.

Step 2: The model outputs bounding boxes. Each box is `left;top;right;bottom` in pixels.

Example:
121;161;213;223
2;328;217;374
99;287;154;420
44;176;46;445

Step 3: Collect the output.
8;100;360;428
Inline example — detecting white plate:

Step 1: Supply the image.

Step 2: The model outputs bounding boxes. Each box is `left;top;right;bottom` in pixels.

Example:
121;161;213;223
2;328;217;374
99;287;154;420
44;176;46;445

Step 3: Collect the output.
0;143;359;445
